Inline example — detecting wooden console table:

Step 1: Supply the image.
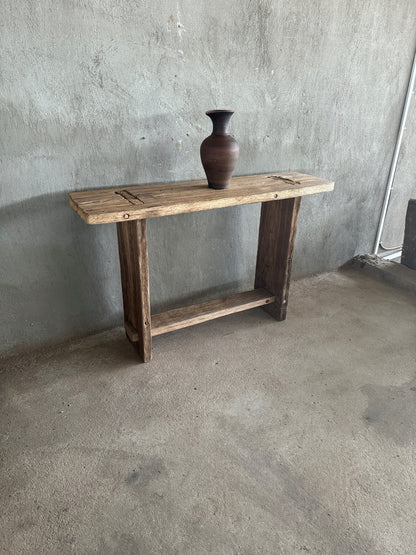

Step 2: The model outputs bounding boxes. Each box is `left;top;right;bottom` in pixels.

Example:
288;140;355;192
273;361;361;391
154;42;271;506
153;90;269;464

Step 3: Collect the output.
69;172;333;362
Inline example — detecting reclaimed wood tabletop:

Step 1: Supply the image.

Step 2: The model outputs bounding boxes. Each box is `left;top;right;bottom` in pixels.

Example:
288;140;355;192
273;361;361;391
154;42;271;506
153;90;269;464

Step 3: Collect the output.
68;172;334;224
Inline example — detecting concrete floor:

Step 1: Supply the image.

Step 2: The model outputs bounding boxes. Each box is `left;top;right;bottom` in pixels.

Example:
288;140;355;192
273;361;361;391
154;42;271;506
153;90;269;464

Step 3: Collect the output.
1;270;415;554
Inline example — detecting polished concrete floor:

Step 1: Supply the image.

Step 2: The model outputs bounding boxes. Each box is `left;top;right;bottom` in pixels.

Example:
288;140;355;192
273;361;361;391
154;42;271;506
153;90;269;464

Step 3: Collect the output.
1;270;415;554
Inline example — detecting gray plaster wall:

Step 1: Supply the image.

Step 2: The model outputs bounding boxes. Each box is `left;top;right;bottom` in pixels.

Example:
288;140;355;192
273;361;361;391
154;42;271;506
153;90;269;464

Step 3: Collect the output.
1;0;416;353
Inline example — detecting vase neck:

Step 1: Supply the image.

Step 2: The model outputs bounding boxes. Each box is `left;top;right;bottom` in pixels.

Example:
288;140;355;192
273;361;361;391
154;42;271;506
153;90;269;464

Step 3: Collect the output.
207;110;234;135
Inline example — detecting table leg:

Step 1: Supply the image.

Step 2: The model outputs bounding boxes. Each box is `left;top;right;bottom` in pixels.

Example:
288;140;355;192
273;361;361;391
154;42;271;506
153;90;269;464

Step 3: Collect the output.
254;197;301;321
116;219;152;362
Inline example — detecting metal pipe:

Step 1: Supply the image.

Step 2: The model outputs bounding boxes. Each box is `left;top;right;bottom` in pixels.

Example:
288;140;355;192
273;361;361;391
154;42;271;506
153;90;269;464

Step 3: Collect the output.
380;241;402;251
373;48;416;255
378;249;402;261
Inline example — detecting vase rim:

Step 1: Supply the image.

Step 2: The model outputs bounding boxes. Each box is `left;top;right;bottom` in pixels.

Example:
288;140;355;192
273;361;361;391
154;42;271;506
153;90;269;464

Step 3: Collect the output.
206;109;234;115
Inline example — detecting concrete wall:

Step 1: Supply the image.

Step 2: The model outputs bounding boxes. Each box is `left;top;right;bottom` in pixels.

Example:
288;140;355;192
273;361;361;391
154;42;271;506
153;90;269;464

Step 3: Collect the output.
381;89;416;251
1;0;416;353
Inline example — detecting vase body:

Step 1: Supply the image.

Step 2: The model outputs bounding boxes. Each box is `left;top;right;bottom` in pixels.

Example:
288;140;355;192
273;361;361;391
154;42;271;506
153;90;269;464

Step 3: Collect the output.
200;110;239;189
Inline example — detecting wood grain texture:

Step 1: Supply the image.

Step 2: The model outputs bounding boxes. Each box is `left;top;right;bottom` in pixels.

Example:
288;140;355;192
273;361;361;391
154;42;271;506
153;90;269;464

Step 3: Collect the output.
117;220;152;362
69;172;334;224
151;288;275;336
124;320;139;343
255;197;301;321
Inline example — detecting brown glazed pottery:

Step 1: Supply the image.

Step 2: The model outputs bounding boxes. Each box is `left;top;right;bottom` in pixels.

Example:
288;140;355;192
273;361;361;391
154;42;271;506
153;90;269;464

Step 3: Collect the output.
200;110;239;189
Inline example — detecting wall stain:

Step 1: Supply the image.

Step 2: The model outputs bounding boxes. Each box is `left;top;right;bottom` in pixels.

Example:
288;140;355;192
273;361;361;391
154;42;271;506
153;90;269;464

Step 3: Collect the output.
245;0;272;70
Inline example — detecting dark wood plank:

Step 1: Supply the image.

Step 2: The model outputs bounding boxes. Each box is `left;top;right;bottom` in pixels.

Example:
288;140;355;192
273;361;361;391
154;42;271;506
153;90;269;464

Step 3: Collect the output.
402;199;416;270
151;289;275;336
254;197;301;321
116;220;152;362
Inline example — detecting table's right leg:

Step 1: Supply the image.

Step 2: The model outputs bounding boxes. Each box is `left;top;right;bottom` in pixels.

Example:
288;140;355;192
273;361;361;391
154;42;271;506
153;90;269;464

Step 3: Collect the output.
116;219;152;362
254;197;301;321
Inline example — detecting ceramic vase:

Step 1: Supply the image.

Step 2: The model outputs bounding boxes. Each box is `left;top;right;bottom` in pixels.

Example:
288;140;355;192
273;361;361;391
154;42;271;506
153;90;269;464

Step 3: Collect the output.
200;110;239;189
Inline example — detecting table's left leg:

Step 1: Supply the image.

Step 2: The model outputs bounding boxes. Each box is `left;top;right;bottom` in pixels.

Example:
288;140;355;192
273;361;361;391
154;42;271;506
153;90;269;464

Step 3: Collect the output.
255;197;301;321
116;219;152;362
